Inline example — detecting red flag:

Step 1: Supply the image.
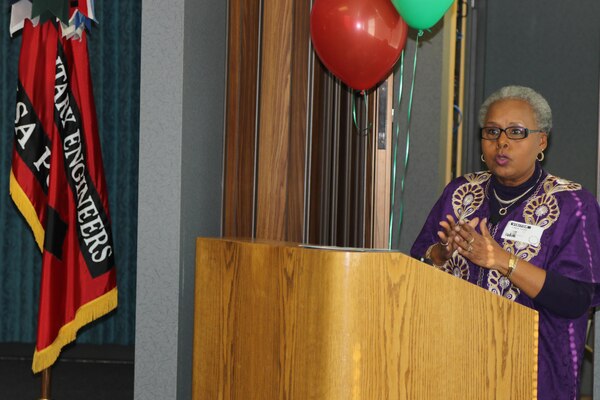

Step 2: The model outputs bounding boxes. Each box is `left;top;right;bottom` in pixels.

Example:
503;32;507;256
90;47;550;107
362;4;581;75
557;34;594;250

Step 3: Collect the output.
10;19;117;373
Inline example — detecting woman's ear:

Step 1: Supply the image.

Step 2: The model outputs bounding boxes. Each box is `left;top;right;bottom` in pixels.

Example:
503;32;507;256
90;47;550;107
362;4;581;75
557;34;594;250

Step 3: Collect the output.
540;132;548;150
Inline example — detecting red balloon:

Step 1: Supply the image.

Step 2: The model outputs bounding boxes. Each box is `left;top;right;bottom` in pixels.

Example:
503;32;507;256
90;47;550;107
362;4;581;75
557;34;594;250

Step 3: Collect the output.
310;0;408;91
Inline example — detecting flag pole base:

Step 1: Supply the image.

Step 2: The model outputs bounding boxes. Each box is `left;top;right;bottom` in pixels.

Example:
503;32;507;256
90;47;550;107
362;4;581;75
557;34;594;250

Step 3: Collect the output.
40;367;51;400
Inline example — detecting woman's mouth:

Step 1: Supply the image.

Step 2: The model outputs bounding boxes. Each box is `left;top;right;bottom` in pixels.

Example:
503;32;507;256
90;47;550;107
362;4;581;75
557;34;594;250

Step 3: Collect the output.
495;155;510;166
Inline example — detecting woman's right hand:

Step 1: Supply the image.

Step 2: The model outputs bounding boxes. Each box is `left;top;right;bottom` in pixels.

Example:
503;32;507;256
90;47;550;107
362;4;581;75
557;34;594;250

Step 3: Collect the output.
435;214;458;262
426;214;460;265
431;215;478;265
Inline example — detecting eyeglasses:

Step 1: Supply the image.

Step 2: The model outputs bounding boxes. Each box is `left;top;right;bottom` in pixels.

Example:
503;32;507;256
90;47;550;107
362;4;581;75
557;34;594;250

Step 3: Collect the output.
480;126;544;140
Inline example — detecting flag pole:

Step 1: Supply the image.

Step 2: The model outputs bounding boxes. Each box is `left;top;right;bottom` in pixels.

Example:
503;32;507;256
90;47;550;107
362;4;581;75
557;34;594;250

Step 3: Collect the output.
40;367;51;400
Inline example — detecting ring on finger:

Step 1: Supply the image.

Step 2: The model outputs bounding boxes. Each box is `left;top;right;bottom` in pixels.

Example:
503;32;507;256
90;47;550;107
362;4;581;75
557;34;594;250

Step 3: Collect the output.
467;245;473;252
440;240;449;247
468;237;475;244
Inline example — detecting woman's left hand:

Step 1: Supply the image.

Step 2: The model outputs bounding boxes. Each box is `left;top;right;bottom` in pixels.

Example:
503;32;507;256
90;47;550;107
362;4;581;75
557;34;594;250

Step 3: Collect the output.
453;217;507;270
453;217;547;298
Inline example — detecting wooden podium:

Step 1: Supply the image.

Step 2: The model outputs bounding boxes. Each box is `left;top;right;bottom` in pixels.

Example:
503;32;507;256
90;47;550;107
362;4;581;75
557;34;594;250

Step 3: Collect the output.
193;238;538;399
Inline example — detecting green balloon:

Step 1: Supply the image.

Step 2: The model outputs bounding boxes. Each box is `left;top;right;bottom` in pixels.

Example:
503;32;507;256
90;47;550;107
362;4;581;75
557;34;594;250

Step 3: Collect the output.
391;0;455;30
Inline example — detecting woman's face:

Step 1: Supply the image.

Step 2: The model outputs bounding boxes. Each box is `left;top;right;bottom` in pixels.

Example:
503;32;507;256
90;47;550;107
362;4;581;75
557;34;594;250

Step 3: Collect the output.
481;99;548;186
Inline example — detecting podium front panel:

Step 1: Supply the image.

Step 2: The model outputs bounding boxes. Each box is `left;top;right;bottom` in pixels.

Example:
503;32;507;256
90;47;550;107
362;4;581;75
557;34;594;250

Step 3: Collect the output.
193;238;538;399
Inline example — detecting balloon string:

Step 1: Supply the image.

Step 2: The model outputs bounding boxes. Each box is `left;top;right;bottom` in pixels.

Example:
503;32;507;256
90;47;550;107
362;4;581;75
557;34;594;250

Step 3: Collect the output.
388;50;405;249
363;91;369;136
352;92;359;131
388;30;423;249
351;91;370;136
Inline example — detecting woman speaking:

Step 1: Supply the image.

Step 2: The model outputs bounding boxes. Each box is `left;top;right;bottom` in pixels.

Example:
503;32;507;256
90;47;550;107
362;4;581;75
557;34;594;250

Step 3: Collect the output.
411;85;600;399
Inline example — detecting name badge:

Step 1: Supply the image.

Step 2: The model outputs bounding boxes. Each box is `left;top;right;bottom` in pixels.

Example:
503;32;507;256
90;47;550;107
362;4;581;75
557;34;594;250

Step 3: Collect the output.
501;220;544;246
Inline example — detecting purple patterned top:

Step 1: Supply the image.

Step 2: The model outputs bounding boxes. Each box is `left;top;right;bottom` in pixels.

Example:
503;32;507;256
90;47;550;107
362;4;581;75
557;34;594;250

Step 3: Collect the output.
411;170;600;400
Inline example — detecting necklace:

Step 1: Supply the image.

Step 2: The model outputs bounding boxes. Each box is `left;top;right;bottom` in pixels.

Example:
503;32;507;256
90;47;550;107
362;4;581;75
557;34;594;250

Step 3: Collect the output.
492;170;542;216
493;188;533;215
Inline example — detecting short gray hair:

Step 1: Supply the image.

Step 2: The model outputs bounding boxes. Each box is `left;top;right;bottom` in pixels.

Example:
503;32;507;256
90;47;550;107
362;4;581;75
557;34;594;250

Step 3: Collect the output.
478;85;552;133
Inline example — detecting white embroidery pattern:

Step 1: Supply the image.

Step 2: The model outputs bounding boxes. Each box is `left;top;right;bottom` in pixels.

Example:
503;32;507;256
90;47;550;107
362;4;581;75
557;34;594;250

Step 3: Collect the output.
487;174;579;300
439;253;470;280
452;172;490;222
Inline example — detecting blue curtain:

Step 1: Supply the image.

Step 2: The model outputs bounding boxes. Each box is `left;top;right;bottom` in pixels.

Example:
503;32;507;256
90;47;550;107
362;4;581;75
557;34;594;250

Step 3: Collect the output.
0;2;140;345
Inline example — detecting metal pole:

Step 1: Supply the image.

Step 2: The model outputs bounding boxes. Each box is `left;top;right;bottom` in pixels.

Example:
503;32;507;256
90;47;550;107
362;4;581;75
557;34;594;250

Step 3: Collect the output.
40;368;51;400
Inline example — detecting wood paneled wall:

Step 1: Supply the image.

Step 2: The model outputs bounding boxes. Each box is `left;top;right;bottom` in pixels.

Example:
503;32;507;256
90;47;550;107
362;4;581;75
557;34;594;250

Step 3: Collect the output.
307;76;378;248
255;0;311;242
223;0;312;242
223;0;261;238
223;0;390;246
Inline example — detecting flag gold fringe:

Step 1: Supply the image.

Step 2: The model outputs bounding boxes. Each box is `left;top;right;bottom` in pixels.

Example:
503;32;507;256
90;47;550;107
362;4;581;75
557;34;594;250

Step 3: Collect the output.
32;287;118;373
9;169;45;251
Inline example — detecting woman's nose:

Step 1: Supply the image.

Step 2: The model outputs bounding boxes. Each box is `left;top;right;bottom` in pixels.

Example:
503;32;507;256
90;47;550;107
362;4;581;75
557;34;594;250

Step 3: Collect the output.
496;131;510;147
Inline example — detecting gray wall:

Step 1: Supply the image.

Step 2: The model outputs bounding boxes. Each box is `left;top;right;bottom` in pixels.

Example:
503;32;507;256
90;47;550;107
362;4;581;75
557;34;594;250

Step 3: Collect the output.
474;0;600;193
134;0;227;398
392;25;450;253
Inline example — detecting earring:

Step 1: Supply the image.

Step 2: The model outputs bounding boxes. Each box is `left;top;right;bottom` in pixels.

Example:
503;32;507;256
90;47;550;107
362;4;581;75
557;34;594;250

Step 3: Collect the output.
537;151;544;162
481;154;485;162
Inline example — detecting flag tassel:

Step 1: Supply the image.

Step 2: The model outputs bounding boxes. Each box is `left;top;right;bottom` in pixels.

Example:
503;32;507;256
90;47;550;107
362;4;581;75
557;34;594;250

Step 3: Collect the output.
32;288;118;373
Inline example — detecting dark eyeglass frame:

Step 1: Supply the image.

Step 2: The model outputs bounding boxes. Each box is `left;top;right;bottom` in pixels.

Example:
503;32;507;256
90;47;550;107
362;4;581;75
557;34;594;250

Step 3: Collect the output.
480;126;544;140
